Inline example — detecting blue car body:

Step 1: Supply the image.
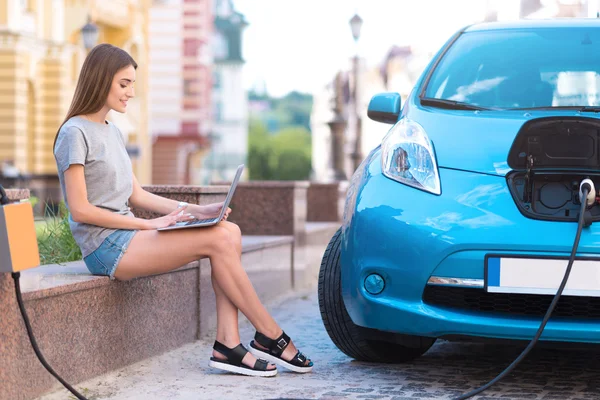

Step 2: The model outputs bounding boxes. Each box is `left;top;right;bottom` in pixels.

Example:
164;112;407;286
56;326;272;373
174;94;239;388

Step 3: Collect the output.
341;19;600;344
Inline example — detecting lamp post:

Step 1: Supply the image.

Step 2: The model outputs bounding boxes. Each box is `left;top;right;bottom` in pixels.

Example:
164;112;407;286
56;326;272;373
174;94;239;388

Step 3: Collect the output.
81;17;99;51
328;72;347;181
349;13;363;172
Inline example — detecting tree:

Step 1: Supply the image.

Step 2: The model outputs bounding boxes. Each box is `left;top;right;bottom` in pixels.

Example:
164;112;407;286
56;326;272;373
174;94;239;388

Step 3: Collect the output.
248;118;273;180
270;127;312;180
247;121;312;180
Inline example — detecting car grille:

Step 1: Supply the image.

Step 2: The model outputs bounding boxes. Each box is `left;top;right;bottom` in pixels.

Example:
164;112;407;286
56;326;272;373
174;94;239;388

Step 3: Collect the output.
423;286;600;320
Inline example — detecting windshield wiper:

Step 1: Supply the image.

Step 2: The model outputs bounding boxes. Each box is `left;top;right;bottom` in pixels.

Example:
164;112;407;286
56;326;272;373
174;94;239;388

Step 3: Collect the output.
514;106;600;112
420;97;489;111
580;106;600;112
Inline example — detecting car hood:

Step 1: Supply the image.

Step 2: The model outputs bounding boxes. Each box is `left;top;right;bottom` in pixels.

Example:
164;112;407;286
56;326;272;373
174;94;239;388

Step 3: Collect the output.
409;107;600;176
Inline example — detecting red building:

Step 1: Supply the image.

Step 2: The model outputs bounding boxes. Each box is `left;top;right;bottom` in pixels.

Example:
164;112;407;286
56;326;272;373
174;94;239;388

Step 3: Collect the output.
149;0;213;185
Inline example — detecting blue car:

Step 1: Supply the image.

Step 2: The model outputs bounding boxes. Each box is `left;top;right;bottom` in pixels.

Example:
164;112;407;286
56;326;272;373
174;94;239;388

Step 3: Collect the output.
318;19;600;363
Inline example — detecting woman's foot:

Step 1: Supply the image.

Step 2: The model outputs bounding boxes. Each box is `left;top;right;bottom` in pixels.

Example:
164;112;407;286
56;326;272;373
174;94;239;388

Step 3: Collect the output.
212;347;277;371
209;340;277;377
249;330;313;373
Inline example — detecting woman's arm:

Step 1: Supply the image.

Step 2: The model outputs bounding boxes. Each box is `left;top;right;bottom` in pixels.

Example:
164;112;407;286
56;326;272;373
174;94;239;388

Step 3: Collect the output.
64;165;152;230
128;174;206;215
127;174;232;221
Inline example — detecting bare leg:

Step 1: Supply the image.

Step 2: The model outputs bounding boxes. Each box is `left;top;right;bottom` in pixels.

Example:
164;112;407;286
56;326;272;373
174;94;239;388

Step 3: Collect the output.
115;221;310;366
210;224;274;370
213;223;310;366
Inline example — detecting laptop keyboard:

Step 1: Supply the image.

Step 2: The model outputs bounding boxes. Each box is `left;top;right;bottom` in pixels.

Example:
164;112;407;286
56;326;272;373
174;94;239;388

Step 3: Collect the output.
175;217;217;227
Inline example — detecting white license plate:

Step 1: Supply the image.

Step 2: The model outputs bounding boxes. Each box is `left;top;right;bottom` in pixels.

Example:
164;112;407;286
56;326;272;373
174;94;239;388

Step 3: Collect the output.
485;255;600;297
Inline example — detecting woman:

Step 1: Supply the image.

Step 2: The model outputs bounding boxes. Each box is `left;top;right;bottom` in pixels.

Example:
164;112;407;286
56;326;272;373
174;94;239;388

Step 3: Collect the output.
53;43;313;377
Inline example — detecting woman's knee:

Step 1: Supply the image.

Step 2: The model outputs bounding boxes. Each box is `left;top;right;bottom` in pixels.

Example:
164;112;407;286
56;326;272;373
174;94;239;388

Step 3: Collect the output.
205;224;238;255
221;221;241;240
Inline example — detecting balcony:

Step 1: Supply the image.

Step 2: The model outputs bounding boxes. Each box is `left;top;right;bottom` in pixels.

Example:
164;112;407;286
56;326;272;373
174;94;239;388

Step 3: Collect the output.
92;0;132;28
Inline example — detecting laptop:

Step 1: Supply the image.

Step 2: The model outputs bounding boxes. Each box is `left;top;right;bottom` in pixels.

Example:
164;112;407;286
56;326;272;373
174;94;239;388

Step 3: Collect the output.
157;164;244;231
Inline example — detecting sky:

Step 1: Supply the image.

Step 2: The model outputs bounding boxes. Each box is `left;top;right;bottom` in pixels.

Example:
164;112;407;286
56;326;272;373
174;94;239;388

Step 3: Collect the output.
234;0;505;97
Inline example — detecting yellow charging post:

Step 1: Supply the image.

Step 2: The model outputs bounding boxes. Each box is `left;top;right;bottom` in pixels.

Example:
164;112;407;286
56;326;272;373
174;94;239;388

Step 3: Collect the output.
0;185;88;400
0;186;40;272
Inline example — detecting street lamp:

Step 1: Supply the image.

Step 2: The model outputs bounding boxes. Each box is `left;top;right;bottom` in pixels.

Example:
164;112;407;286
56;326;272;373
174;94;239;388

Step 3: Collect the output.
327;72;347;181
349;13;363;42
81;17;99;51
349;13;363;172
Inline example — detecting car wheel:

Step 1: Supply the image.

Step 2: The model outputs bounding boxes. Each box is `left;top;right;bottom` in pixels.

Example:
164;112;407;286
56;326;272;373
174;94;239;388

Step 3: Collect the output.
318;228;436;363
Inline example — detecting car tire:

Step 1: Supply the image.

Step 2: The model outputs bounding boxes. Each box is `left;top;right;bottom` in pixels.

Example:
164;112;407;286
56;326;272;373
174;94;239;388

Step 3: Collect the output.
318;228;436;363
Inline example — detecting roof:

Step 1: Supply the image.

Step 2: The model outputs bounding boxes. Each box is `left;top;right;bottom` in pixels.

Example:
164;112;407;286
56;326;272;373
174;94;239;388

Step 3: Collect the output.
465;18;600;32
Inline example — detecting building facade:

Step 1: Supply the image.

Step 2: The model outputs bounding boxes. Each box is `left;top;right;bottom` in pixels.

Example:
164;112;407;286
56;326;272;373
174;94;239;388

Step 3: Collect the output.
149;0;213;185
198;0;248;184
0;0;152;209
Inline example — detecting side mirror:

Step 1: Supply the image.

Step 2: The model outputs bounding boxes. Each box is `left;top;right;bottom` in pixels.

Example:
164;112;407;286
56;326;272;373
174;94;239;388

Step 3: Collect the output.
367;93;401;124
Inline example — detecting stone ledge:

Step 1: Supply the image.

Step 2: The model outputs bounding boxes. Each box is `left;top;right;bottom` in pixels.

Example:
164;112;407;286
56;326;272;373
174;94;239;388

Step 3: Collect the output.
18;235;294;302
241;235;294;252
214;181;311;189
305;221;341;235
1;234;296;400
19;261;200;301
5;188;30;202
141;185;229;194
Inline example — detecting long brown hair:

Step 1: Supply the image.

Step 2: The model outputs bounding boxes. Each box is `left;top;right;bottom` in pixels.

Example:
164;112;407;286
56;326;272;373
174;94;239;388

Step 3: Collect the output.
53;43;137;150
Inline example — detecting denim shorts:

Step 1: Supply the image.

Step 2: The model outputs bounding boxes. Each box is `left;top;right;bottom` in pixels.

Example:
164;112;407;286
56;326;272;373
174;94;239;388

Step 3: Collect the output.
83;229;137;279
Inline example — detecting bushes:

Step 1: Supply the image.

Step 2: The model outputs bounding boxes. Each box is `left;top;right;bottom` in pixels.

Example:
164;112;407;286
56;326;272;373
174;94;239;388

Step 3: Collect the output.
34;199;82;265
248;119;312;181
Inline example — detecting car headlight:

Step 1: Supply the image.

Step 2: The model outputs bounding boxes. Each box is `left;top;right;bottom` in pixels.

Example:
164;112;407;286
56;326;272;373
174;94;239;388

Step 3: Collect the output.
381;118;441;195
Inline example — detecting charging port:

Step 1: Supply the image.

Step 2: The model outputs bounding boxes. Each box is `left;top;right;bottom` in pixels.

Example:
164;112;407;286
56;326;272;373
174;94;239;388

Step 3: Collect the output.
507;171;600;222
506;116;600;222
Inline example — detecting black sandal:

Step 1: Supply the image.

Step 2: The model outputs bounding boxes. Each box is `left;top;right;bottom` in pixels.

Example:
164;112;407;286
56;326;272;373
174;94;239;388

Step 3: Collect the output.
248;331;313;373
208;341;277;377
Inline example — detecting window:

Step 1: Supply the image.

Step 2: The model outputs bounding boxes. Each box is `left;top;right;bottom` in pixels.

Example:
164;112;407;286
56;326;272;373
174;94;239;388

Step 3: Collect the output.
213;32;229;60
184;79;194;96
424;28;600;109
213;102;223;122
212;70;221;89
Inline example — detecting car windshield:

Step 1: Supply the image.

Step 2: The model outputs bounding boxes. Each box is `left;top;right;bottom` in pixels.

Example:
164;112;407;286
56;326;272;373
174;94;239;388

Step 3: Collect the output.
423;27;600;110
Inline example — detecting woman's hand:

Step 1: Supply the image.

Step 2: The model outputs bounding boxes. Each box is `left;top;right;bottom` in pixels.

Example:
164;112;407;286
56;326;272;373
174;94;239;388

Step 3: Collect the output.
142;205;195;230
192;202;232;221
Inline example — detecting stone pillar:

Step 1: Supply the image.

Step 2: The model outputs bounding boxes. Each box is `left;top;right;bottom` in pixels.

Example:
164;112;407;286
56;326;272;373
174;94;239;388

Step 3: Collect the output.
225;181;309;239
307;182;342;222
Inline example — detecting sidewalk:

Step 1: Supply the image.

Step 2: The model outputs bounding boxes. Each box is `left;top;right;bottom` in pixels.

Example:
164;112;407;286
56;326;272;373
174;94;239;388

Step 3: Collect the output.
38;288;334;400
37;288;600;400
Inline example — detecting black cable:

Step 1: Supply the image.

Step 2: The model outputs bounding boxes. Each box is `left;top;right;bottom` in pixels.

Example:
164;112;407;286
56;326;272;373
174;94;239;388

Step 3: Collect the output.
12;272;89;400
0;184;9;205
454;185;591;400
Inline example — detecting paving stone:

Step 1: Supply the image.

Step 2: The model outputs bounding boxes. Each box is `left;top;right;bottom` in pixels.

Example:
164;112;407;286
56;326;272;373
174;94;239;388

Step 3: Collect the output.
37;289;600;400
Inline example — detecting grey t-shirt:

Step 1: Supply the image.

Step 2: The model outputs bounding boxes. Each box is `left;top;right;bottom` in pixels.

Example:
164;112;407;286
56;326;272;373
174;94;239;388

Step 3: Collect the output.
54;116;135;258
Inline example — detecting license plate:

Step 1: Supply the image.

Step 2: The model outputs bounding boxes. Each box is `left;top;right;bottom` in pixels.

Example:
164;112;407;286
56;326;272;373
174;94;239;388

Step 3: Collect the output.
485;255;600;297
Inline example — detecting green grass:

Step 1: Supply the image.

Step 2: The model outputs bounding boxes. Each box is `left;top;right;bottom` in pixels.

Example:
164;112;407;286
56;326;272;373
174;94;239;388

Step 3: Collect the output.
35;200;82;265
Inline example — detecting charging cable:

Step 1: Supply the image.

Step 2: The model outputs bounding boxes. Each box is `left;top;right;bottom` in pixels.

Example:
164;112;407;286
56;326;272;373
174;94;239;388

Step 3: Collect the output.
1;185;88;399
0;185;8;206
579;178;596;207
454;181;593;399
12;275;89;399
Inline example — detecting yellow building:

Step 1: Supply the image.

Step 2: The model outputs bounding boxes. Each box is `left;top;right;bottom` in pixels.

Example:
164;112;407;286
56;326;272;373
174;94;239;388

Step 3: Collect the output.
0;0;151;208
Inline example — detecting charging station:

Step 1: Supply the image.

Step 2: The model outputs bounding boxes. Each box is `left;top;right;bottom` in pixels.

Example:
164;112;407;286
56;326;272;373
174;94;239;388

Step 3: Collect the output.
0;186;40;273
0;185;88;400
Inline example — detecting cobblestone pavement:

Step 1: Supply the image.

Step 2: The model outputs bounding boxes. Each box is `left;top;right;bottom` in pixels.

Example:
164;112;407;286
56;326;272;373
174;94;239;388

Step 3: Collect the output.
40;289;600;400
